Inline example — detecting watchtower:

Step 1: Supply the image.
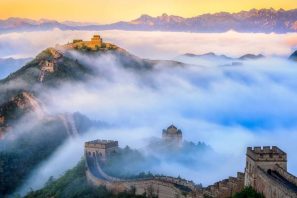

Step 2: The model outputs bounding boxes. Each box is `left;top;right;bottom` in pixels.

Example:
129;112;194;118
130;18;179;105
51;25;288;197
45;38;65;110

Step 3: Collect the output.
162;125;183;146
85;139;118;162
90;35;103;46
244;146;287;186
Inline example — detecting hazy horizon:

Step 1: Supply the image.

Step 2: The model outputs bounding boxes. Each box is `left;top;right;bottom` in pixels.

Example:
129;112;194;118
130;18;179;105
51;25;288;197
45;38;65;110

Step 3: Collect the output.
1;0;297;24
1;29;297;60
1;7;297;24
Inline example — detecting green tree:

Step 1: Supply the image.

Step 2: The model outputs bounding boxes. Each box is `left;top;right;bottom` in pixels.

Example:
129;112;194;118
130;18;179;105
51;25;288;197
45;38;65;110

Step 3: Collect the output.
232;186;265;198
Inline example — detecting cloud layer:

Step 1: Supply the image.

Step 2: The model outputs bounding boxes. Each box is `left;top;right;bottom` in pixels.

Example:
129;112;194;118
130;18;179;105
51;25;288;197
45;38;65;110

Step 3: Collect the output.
31;52;297;187
1;29;297;59
3;30;297;195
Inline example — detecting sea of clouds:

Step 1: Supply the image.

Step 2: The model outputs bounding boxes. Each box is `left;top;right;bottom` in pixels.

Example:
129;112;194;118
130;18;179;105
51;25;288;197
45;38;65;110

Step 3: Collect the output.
1;29;297;59
2;29;297;195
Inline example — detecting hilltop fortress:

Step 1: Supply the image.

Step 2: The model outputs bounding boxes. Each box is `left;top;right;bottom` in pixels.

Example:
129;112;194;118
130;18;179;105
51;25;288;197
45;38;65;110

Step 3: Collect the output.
36;34;121;83
84;125;297;197
162;124;183;146
63;34;118;51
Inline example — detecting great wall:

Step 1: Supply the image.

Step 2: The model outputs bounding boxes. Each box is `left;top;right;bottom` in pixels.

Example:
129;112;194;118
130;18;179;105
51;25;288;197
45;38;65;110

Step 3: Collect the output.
2;34;297;197
37;35;119;83
84;125;297;198
63;34;118;51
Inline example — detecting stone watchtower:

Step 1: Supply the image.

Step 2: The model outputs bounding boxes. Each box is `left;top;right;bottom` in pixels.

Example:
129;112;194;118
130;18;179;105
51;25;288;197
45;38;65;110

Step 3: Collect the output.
162;125;183;145
85;140;118;162
245;146;287;186
90;35;103;47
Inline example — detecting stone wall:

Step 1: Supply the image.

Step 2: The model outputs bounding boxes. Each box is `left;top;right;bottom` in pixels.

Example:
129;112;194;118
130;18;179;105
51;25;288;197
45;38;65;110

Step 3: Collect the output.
37;48;63;82
255;167;297;198
85;154;245;198
85;140;118;162
121;179;188;198
202;172;245;198
40;61;55;72
274;164;297;187
85;143;297;198
86;161;190;198
48;48;62;59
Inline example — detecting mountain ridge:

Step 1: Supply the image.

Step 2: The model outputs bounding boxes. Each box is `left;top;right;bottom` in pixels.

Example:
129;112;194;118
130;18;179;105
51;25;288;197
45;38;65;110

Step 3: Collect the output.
179;52;265;60
2;8;297;33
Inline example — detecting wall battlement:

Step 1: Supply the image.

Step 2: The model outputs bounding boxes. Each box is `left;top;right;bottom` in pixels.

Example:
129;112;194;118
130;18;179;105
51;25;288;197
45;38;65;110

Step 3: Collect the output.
247;146;287;162
85;139;119;149
203;172;244;198
154;176;199;191
85;139;118;161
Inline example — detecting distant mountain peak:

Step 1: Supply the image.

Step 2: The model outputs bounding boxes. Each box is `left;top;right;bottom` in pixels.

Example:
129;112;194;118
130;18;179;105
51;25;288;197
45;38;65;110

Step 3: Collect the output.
239;54;264;60
181;52;265;60
182;52;233;60
289;50;297;61
139;14;153;19
2;8;297;33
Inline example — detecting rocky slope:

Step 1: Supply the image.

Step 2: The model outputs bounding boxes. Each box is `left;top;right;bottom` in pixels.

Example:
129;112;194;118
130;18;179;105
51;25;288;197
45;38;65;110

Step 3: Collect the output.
0;39;193;194
0;38;182;137
0;42;184;106
0;91;44;137
0;41;135;195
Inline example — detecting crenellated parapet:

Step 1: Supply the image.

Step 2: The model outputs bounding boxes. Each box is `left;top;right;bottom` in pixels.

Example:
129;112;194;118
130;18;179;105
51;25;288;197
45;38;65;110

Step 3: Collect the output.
154;176;200;191
85;139;119;162
247;146;287;162
85;140;119;149
203;172;245;198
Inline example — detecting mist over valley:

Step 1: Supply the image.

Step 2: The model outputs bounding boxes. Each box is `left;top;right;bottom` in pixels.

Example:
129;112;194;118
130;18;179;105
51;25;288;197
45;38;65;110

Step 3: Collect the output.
0;29;297;197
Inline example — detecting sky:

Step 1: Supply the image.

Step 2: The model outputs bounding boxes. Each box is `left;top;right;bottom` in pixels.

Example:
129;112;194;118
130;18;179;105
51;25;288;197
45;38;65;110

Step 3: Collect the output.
0;0;297;23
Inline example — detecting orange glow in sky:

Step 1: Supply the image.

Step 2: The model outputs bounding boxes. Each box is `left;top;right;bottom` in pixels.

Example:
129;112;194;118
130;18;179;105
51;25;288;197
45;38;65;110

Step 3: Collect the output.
1;0;297;23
